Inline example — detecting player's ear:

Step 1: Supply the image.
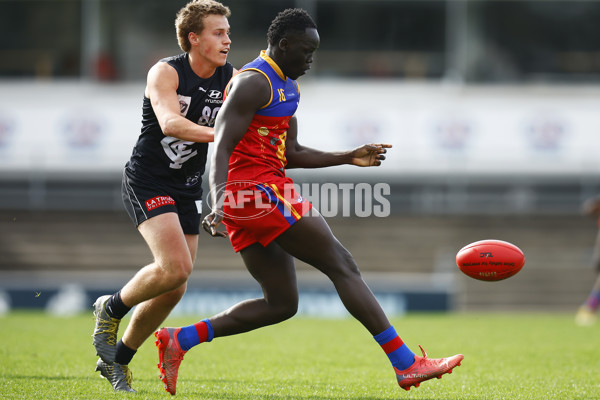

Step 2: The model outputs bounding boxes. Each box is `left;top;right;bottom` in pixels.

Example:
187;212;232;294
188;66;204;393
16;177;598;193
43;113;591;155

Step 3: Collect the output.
189;32;199;46
278;38;289;52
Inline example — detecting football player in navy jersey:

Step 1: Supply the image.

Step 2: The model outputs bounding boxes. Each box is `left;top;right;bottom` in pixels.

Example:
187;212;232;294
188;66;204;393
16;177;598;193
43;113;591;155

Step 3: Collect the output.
92;0;236;392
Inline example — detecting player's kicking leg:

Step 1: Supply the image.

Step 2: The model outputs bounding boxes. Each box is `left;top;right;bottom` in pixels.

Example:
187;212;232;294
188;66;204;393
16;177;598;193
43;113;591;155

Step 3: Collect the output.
275;209;464;391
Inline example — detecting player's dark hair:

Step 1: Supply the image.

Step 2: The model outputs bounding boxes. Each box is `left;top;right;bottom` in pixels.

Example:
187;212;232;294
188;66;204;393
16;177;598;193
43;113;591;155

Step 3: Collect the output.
267;8;317;46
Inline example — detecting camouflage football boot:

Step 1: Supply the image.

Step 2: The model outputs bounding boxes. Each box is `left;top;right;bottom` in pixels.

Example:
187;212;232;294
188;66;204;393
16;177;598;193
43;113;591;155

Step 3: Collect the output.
95;358;136;392
92;295;121;363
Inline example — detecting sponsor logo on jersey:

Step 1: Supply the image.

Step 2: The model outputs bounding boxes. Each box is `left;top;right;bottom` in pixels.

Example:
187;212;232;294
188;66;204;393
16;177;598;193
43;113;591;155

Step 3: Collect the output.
208;90;222;99
257;127;269;136
145;196;175;211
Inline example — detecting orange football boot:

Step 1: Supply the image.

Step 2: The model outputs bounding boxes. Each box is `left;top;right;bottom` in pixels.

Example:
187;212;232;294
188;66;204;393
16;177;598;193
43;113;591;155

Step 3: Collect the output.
395;345;464;391
155;327;187;395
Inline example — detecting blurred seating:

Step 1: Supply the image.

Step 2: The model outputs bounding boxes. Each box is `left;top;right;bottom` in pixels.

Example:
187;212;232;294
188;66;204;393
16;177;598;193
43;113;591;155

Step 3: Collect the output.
0;210;596;312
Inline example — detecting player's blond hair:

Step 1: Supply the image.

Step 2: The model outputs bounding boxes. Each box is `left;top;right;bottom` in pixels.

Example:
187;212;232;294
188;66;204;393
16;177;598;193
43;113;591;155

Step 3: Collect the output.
175;0;231;53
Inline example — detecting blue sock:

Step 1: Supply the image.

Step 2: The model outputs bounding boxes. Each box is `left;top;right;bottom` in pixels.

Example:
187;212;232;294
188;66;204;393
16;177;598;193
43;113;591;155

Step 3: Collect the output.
586;290;600;311
177;319;214;351
373;326;415;370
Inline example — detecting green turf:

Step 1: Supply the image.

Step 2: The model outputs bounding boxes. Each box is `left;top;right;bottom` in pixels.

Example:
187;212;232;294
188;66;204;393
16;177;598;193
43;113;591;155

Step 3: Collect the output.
0;311;598;399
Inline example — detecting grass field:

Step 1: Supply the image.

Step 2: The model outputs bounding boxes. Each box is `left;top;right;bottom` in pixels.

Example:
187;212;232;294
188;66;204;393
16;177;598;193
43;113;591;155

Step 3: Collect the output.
1;311;598;399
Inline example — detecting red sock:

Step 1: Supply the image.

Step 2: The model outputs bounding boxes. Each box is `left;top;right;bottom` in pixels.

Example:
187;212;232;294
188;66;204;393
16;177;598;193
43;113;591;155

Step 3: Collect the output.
177;319;214;351
194;321;210;343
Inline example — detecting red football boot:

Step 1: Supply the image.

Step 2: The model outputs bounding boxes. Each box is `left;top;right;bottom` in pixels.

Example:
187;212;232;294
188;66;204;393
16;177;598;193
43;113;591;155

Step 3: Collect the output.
155;327;187;395
395;345;464;391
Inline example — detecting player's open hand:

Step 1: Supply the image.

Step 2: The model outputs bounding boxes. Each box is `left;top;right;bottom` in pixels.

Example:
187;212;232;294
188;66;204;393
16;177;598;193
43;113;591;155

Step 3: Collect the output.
202;211;228;238
351;143;392;167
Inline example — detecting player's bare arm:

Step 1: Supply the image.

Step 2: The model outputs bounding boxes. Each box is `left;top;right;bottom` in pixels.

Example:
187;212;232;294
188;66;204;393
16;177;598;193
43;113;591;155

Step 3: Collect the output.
202;71;271;237
146;61;214;143
286;119;391;168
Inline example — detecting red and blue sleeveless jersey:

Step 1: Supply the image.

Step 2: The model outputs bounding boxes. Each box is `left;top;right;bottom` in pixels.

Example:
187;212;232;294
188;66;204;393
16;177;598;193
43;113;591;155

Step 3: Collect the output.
226;51;300;188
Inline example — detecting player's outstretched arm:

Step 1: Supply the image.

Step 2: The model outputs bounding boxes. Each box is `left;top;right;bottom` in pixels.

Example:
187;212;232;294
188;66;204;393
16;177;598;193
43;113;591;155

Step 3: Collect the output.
286;117;392;169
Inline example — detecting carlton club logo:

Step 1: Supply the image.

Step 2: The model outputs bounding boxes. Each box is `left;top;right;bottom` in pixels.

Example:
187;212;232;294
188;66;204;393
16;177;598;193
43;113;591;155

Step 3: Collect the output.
145;196;175;211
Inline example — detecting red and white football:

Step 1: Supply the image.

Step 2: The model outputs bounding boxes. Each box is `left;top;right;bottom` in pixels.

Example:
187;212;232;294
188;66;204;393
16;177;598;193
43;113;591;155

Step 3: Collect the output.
456;239;525;281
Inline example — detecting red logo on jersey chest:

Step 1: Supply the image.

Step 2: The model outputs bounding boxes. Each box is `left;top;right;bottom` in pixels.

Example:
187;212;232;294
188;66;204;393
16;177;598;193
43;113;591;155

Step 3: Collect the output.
146;196;175;211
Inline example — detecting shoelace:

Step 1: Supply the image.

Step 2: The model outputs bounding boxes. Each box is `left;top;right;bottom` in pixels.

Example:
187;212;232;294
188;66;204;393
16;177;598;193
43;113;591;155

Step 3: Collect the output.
417;345;428;358
94;318;118;345
106;363;133;385
105;363;115;376
123;365;133;386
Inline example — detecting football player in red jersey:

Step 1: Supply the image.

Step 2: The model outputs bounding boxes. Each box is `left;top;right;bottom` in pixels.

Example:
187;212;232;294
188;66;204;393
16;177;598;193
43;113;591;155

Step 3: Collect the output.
576;195;600;326
154;8;462;395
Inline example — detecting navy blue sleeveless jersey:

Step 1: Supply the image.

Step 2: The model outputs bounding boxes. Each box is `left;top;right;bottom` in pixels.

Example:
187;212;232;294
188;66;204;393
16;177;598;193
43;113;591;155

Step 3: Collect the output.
125;53;234;197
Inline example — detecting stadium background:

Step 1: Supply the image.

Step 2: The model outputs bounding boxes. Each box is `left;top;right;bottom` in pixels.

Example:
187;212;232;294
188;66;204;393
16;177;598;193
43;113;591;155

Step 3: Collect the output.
1;0;600;316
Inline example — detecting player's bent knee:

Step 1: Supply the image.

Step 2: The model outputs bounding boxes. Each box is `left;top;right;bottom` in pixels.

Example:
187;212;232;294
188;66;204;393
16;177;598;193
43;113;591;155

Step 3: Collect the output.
272;308;296;323
162;284;187;306
323;248;361;279
271;300;298;322
342;253;360;275
282;303;298;320
171;270;191;288
280;301;298;321
159;260;193;289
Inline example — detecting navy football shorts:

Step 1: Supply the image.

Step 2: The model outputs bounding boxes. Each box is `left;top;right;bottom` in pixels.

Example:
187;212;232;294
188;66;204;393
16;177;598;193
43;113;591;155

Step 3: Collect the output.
121;170;203;235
